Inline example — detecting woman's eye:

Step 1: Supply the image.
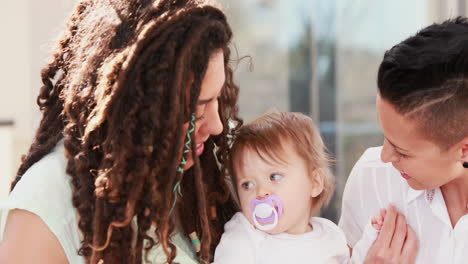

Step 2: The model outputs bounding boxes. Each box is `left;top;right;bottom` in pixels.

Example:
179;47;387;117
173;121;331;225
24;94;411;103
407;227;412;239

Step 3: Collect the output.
195;115;205;121
396;151;409;158
241;181;255;190
194;104;207;121
270;173;282;182
194;109;205;121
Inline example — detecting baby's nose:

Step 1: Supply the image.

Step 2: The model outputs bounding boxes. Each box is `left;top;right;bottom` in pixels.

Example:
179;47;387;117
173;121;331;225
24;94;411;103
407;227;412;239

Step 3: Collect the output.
256;189;271;200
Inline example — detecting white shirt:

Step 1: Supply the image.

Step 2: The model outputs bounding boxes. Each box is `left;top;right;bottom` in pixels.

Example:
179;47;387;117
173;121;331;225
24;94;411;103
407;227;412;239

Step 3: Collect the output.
213;212;351;264
0;143;198;264
339;147;468;264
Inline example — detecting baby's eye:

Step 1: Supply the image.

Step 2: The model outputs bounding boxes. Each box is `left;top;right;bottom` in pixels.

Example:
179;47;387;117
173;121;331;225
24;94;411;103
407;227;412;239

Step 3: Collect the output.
270;173;283;182
241;181;255;190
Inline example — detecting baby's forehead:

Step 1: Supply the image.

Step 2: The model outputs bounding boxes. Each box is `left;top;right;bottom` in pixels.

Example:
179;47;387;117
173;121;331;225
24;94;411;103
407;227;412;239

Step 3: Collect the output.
244;143;291;160
233;146;293;174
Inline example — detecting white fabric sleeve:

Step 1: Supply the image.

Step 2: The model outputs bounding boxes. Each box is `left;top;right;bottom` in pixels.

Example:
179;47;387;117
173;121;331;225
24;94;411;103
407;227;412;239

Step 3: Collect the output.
339;164;369;248
0;148;84;264
349;222;379;264
213;213;256;264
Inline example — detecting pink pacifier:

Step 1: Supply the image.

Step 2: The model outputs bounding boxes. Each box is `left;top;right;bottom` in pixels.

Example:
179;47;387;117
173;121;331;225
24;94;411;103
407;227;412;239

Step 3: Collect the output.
250;194;283;231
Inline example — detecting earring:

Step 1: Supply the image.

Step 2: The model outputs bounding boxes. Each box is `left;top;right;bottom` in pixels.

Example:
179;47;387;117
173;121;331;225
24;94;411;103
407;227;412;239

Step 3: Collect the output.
464;162;468;168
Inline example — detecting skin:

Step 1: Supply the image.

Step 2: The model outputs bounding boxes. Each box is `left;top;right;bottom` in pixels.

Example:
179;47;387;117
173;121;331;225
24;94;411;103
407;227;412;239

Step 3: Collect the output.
364;205;418;264
235;143;324;235
363;94;468;263
0;50;226;264
371;208;386;231
377;94;468;226
183;50;225;170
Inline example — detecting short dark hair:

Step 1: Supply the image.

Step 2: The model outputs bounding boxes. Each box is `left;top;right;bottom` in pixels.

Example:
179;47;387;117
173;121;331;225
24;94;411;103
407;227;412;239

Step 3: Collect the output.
378;16;468;149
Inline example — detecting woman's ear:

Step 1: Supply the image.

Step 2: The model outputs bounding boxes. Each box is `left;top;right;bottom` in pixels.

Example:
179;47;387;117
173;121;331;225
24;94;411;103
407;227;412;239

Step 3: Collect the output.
460;137;468;167
310;168;324;198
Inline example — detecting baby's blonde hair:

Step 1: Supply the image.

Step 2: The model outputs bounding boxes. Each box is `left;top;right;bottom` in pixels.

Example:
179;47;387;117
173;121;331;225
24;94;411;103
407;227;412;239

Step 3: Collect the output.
229;112;335;214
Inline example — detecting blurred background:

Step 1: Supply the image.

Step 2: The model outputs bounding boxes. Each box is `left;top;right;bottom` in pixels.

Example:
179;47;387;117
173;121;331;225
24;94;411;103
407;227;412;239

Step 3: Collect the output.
1;0;466;223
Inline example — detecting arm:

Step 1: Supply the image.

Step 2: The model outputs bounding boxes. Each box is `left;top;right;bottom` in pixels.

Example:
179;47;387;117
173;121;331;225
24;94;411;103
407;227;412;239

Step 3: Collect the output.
0;209;68;264
339;148;418;263
349;222;379;263
347;206;418;264
363;205;418;264
350;209;387;263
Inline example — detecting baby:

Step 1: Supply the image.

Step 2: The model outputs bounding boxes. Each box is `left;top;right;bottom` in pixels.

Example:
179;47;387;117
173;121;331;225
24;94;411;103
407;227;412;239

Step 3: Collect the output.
213;112;350;263
213;112;382;263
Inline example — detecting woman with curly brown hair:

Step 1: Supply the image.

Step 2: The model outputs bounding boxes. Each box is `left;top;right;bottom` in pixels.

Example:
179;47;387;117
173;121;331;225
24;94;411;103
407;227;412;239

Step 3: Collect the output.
0;0;241;263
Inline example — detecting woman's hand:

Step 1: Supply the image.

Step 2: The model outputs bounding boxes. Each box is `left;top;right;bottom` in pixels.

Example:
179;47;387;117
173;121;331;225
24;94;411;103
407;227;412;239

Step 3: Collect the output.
364;205;418;264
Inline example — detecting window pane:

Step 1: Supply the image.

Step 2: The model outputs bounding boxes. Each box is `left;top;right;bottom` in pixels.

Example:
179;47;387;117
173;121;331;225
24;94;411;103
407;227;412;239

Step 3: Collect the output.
220;0;454;222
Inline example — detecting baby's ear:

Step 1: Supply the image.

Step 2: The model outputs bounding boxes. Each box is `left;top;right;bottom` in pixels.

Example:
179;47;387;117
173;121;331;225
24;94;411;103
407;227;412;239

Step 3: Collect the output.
310;168;324;198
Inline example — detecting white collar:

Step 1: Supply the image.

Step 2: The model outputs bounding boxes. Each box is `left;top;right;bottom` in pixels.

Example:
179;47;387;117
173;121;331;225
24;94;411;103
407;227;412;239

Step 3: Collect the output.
406;186;436;205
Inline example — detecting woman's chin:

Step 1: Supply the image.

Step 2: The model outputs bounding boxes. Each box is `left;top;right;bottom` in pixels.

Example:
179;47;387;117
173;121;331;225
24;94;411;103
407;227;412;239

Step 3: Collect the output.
406;179;431;191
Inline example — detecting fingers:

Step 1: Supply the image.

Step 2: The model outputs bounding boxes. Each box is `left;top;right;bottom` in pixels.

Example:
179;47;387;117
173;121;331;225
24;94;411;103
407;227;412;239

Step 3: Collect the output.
390;213;407;252
401;225;419;264
375;205;398;247
365;206;418;264
380;208;387;218
371;214;384;230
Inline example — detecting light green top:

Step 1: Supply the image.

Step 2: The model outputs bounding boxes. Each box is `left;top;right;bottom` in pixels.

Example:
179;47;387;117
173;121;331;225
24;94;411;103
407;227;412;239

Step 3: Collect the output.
0;143;198;263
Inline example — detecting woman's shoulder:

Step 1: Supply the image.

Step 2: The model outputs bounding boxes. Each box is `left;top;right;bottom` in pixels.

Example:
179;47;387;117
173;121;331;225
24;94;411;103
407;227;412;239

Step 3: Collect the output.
354;146;386;168
348;146;406;187
0;143;84;263
8;143;72;203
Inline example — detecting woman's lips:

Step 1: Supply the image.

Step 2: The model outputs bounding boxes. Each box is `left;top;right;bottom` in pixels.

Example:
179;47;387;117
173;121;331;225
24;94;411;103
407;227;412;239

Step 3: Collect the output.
195;143;204;156
401;172;411;180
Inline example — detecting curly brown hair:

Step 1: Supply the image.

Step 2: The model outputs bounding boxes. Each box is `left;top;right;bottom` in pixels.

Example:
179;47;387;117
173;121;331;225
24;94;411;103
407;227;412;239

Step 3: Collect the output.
11;0;241;263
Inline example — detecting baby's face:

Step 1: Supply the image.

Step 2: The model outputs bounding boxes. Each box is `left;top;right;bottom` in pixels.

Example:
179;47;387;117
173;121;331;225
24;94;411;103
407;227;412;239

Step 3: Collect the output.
235;145;319;235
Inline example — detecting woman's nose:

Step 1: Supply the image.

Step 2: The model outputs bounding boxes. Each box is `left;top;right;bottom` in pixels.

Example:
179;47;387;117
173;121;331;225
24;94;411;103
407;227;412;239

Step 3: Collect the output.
199;104;223;136
207;110;223;136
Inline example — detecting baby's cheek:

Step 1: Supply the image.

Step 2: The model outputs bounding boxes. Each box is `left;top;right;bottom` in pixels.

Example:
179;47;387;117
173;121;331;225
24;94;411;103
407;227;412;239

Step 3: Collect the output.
241;206;249;217
240;199;252;218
